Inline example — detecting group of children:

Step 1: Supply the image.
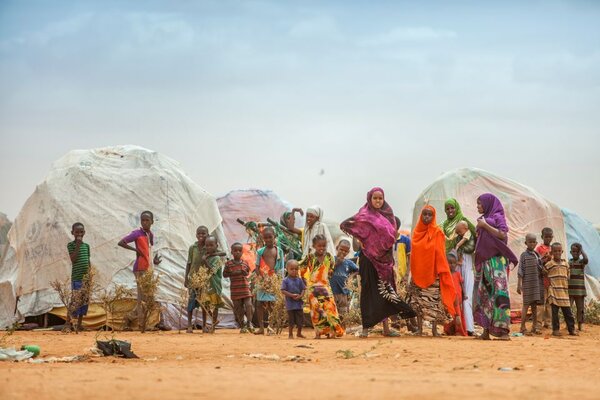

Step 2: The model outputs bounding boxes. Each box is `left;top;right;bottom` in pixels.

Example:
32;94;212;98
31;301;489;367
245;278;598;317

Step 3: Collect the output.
65;210;589;339
518;228;588;336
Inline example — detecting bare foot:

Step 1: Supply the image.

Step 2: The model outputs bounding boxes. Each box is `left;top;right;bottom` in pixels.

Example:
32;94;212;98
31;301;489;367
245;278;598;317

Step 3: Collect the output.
186;326;193;334
297;333;306;339
254;328;265;335
288;335;294;339
497;334;511;341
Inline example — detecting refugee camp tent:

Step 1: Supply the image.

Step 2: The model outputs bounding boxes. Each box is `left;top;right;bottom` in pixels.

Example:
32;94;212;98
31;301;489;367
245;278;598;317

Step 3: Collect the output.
0;212;11;263
412;167;600;310
217;189;293;245
0;145;232;329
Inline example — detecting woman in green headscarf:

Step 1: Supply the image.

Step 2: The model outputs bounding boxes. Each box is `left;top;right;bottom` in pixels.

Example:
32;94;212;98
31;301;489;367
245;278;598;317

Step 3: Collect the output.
442;198;477;335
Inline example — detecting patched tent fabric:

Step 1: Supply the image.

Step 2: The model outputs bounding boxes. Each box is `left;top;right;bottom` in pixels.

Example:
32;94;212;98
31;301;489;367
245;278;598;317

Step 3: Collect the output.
561;208;600;301
217;189;294;245
412;168;568;311
0;145;232;329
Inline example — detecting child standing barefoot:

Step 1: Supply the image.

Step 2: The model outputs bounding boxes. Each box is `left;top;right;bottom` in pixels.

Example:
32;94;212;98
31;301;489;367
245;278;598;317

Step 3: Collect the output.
281;260;306;339
66;222;90;333
544;243;577;336
202;236;225;333
536;227;554;329
184;226;208;333
224;242;254;333
253;227;285;335
517;234;544;334
299;235;344;339
568;243;588;331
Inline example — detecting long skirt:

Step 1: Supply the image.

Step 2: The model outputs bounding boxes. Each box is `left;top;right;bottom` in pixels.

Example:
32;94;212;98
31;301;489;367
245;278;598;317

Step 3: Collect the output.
308;285;344;337
408;280;449;323
461;253;475;332
473;255;511;337
359;253;415;328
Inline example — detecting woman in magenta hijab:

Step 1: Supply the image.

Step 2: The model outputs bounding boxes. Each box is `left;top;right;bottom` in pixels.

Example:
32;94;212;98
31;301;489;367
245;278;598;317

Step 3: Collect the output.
473;193;518;340
341;187;415;337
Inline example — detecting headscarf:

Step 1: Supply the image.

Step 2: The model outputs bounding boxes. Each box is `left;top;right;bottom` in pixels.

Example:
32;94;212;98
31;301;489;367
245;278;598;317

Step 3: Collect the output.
340;187;397;283
302;205;335;257
280;211;292;227
474;193;518;266
441;198;477;252
410;205;456;316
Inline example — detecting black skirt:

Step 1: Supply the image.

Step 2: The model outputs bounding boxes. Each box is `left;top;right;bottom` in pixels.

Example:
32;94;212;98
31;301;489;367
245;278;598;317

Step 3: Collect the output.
359;253;416;328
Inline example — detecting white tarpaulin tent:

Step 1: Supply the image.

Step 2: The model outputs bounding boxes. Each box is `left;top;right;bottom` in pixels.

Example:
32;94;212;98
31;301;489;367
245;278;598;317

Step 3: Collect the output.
0;145;231;329
412;167;600;310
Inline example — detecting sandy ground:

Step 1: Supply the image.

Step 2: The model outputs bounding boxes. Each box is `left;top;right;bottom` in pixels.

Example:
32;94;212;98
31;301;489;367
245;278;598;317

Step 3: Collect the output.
1;324;599;400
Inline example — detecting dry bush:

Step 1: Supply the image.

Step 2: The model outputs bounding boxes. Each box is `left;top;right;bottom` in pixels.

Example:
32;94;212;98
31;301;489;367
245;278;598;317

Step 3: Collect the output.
135;270;161;333
177;286;188;333
50;266;100;333
188;268;215;322
99;284;135;332
267;274;287;334
585;299;600;325
340;275;362;327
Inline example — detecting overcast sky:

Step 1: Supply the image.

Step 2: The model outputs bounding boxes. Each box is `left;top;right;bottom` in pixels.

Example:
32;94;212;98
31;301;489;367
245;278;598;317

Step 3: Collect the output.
1;0;599;226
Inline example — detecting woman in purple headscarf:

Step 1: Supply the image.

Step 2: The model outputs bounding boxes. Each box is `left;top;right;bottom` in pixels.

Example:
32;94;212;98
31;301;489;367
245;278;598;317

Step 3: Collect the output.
473;193;518;340
340;188;415;337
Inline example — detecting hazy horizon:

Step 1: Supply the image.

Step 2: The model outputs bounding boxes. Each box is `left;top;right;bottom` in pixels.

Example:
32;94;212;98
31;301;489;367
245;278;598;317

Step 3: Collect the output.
1;1;599;226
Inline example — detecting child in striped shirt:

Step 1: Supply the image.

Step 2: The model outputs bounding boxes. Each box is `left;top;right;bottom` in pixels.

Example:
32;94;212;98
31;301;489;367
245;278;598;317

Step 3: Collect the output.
569;243;588;331
544;242;577;336
66;222;90;332
223;242;254;333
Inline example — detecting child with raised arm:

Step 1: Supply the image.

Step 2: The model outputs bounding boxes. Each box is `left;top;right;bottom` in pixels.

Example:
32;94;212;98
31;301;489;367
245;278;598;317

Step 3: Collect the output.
202;236;225;333
536;227;554;329
544;242;577;336
254;227;284;335
66;222;90;332
517;234;544;334
184;225;208;333
118;211;162;331
569;243;588;331
223;242;254;333
281;260;306;339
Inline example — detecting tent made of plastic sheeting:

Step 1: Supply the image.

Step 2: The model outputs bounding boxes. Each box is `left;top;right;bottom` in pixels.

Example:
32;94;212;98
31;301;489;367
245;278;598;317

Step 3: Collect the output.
0;213;11;264
217;189;294;245
412;168;569;311
561;208;600;301
0;145;234;329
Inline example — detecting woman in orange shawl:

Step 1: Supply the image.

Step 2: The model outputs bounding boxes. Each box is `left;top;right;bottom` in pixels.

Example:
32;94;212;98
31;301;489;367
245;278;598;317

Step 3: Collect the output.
409;205;458;336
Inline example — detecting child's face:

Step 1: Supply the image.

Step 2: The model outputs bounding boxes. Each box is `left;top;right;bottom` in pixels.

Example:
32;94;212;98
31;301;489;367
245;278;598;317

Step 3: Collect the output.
287;263;299;277
525;237;537;251
336;242;350;259
551;245;562;261
262;231;275;247
141;214;153;231
542;231;554;246
421;209;434;225
370;191;384;209
231;245;243;260
313;239;327;257
72;225;85;241
205;238;217;254
447;256;457;271
306;212;318;228
570;245;581;260
196;227;208;245
445;203;456;219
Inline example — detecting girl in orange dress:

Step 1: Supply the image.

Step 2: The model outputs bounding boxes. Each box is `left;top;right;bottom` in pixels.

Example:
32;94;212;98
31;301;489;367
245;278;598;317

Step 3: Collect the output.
299;234;344;338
